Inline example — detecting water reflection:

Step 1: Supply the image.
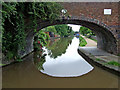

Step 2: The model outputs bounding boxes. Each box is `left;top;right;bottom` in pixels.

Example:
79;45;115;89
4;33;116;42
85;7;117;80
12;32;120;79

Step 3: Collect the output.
34;50;46;70
34;37;94;77
46;37;73;59
2;37;118;88
34;37;73;71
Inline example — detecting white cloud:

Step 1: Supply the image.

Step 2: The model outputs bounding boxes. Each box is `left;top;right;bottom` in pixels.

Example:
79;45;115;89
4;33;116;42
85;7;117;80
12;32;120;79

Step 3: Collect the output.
68;24;81;32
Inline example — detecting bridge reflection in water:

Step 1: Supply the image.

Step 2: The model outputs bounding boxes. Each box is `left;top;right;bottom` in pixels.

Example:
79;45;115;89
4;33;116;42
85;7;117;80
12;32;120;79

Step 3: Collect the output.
2;37;118;88
34;37;93;77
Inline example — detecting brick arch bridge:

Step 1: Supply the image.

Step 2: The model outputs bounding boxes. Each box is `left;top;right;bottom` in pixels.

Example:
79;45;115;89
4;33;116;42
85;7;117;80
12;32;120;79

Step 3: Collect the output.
19;2;119;57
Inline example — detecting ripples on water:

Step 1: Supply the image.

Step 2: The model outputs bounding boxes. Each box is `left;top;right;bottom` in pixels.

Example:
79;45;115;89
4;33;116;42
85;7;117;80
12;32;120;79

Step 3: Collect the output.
34;37;94;77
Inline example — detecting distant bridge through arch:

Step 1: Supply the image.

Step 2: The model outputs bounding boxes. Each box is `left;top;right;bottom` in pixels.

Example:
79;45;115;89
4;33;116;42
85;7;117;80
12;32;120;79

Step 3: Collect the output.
19;2;119;57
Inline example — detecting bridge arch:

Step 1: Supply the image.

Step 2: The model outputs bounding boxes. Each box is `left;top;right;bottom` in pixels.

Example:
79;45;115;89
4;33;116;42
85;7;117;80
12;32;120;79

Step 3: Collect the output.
20;17;117;57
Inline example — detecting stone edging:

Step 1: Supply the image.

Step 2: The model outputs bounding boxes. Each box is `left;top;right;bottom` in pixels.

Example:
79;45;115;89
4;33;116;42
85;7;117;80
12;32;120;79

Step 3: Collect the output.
77;49;120;76
1;51;34;68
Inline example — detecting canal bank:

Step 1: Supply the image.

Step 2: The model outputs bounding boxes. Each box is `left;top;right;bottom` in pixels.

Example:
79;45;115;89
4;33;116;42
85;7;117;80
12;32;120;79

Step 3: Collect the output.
78;36;120;76
78;47;120;76
1;37;61;67
2;37;119;88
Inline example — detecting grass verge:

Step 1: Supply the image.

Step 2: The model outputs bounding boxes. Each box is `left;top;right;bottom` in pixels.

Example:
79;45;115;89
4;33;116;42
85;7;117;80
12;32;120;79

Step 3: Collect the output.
79;36;87;47
105;61;120;67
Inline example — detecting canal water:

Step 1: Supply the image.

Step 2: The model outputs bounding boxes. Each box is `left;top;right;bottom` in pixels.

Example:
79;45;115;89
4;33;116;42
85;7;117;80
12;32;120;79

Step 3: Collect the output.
34;37;93;77
2;37;118;88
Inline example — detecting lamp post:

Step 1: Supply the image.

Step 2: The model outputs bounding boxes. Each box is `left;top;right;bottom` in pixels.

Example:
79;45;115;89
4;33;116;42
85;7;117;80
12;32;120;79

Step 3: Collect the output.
61;9;67;19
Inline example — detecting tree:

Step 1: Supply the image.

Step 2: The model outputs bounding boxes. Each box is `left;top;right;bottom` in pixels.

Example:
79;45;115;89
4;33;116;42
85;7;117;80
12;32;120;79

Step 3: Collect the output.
2;2;63;61
54;24;74;37
45;26;56;33
79;26;95;36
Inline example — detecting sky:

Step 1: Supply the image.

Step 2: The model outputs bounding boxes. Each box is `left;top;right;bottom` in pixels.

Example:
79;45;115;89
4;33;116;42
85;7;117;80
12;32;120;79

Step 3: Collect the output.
67;24;81;32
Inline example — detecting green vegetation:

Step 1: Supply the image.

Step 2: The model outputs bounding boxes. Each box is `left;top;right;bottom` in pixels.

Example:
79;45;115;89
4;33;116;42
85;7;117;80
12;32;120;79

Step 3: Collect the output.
42;24;74;37
2;2;62;61
16;58;23;62
43;26;57;34
117;54;120;56
46;37;73;59
79;26;95;36
96;58;101;61
106;61;120;67
0;64;6;66
79;36;87;47
34;37;73;70
54;24;74;37
34;30;50;51
34;24;74;51
34;51;46;70
79;26;97;42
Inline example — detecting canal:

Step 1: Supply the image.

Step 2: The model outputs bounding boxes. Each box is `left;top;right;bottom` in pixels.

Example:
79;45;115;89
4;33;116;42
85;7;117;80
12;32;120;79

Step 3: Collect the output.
2;37;118;88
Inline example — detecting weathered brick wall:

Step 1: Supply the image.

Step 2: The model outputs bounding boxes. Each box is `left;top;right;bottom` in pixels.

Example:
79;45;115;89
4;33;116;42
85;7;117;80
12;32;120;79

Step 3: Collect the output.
61;2;118;26
60;2;119;54
22;2;119;57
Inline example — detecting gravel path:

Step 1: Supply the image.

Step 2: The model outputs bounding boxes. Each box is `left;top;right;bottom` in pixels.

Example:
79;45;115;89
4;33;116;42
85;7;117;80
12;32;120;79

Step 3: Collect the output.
82;36;97;47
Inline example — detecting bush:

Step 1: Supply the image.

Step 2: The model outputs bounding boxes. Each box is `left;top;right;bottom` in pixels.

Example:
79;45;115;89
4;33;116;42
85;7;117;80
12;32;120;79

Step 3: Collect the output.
2;2;62;61
79;26;95;36
79;36;87;47
34;30;50;51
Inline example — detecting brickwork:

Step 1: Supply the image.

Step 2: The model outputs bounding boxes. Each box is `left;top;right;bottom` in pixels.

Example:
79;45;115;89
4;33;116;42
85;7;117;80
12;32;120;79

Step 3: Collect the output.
61;2;118;26
22;2;119;57
60;2;119;54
